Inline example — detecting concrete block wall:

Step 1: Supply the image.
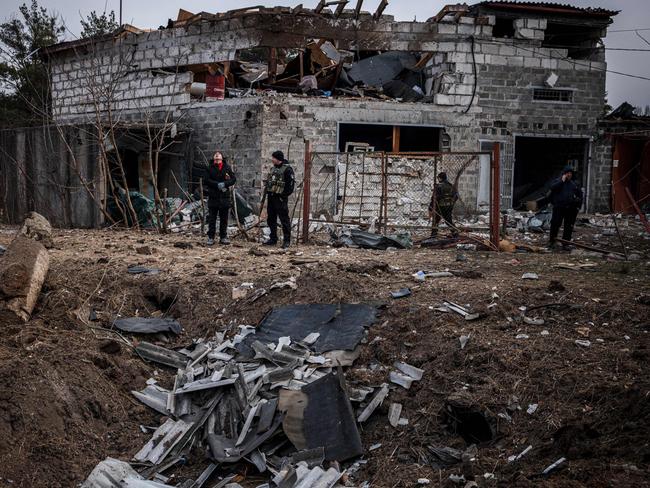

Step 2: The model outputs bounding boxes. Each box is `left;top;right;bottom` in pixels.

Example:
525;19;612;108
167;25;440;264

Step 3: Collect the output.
180;100;263;202
52;58;192;121
589;136;613;212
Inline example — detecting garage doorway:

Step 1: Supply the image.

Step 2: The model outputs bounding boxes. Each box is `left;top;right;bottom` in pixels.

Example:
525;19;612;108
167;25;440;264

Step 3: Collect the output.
513;136;588;209
338;123;441;152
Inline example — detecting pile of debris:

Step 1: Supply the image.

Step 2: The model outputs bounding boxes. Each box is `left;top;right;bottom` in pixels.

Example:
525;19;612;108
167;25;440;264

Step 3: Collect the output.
187;34;435;103
84;303;425;487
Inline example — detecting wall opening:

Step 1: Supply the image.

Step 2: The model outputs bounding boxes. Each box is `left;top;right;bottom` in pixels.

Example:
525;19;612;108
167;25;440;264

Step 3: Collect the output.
110;149;140;191
338;123;441;152
611;136;650;213
513;136;588;209
542;23;603;60
493;17;515;38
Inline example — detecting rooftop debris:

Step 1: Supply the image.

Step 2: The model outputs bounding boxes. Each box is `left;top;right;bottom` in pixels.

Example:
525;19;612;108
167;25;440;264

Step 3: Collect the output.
113;317;182;335
82;301;421;486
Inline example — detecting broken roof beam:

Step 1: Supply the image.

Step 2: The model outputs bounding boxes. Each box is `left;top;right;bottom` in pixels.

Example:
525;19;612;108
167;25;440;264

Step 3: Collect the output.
354;0;363;19
433;4;469;23
315;0;327;14
373;0;389;20
334;0;349;17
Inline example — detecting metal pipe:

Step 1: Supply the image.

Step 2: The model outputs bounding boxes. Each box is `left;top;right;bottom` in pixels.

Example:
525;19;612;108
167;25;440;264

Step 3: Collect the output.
302;140;312;243
490;142;501;249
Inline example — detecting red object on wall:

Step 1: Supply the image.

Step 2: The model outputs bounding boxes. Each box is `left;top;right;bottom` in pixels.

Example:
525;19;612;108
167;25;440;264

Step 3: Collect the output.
205;74;225;100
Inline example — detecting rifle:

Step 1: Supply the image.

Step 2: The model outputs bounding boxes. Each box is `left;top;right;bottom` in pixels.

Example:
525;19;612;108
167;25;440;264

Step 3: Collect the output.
256;186;268;240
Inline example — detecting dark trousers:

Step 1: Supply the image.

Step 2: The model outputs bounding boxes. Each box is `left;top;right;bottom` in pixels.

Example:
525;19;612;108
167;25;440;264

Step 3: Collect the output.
432;206;457;236
549;206;578;243
267;194;291;242
207;205;229;239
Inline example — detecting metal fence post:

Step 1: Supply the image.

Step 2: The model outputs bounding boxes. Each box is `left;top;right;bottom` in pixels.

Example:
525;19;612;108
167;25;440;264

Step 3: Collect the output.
302;140;311;243
380;152;387;233
491;142;501;248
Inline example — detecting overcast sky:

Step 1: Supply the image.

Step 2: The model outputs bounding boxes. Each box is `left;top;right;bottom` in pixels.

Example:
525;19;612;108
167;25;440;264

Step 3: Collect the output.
4;0;650;108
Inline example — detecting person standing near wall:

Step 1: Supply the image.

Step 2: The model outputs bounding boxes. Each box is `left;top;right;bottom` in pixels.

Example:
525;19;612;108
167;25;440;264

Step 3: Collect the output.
263;150;295;248
429;172;459;238
205;151;236;245
548;166;583;250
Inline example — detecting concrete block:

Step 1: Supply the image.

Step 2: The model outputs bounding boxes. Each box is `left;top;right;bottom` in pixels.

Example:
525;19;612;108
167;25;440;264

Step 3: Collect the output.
459;16;475;24
480;26;493;36
541;58;558;69
506;56;524;67
448;52;467;63
420;41;439;51
516;28;536;39
438;41;456;51
458;24;474;35
499;45;516;56
437;23;457;34
481;43;500;55
434;94;455;105
524;57;541;68
455;63;474;73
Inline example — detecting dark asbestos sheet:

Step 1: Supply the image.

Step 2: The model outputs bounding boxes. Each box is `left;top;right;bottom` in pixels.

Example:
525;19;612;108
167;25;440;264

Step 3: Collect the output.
238;303;377;356
113;317;182;335
302;372;362;461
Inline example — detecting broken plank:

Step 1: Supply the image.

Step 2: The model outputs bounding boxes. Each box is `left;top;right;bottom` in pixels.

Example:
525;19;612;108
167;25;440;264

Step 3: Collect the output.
236;403;260;446
388;403;403;427
133;418;194;464
176;377;237;394
389;371;413;389
131;384;169;415
394;361;424;381
358;383;389;422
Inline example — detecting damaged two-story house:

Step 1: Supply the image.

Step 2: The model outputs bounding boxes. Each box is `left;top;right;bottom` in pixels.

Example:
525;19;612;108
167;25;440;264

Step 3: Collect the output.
2;1;618;227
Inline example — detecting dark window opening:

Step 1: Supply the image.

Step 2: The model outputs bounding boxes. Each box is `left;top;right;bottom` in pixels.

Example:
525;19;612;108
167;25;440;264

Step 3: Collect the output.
493;17;515;38
109;149;140;191
513;137;588;209
339;123;392;152
533;88;573;103
542;22;603;60
338;123;441;152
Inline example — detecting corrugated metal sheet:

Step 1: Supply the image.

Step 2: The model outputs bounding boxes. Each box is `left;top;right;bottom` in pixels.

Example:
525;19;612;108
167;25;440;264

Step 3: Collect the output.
474;1;618;17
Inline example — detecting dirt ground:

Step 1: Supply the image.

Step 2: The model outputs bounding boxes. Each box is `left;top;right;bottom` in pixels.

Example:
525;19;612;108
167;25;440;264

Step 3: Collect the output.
0;220;648;488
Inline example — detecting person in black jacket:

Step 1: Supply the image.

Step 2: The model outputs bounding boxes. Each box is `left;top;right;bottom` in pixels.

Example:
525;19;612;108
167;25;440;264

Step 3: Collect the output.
548;165;583;250
264;150;295;248
205;152;236;245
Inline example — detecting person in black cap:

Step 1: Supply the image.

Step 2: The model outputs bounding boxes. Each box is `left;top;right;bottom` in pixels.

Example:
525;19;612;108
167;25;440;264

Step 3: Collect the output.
429;172;459;238
548;165;583;250
263;150;295;248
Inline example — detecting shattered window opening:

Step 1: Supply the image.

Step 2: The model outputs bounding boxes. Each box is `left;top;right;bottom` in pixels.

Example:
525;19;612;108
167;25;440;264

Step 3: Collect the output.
493;17;515;38
542;22;604;61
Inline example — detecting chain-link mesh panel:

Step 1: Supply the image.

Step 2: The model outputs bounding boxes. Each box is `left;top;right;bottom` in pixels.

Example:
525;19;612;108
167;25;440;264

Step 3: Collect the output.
306;150;493;241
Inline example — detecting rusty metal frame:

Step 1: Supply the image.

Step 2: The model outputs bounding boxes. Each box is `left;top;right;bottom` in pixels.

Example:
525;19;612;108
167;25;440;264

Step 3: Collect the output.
304;144;498;247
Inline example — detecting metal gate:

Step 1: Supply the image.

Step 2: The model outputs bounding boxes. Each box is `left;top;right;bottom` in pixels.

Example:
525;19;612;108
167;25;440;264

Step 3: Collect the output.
300;142;501;246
